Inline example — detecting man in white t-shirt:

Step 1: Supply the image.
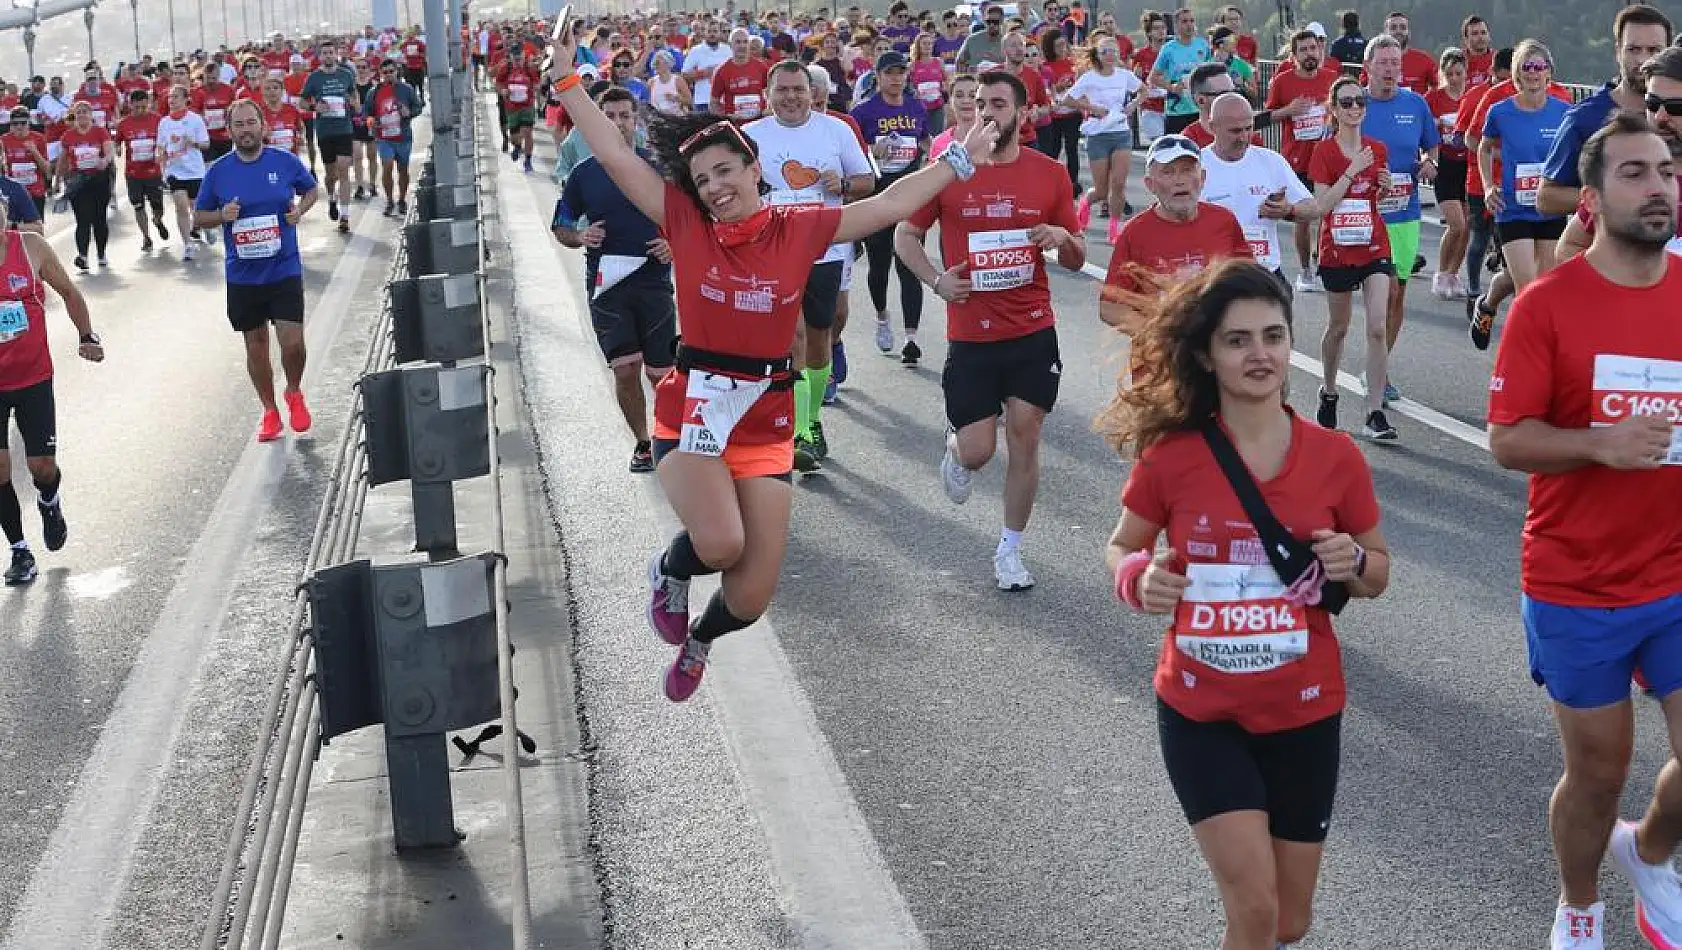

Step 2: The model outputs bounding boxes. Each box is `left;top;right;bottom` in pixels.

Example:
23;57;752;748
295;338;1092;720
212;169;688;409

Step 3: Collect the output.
158;85;210;261
744;59;874;471
681;20;730;111
1199;92;1321;286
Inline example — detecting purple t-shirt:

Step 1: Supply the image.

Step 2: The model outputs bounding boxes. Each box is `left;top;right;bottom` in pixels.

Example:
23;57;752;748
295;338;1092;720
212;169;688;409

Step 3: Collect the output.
849;94;928;176
881;24;920;53
933;34;965;63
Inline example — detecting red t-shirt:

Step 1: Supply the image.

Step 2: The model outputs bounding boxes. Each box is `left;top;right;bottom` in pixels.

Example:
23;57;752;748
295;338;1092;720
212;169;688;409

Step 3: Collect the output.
1466;49;1496;88
1122;412;1381;733
711;57;771;118
1013;63;1049;144
1487;255;1682;607
232;79;263;101
1044;58;1077;115
193;83;237;140
115;112;163;179
369;84;411;141
58;125;110;173
1106;202;1251;294
73;85;120;128
1182;120;1263;149
0;233;50;391
152;76;175;104
1425;87;1468;161
1133;47;1163;113
283;72;312;114
1264;65;1340;171
1362;48;1438;96
1308;137;1392;268
907;148;1079;343
496;63;541;108
1;131;47;196
261;101;305;153
651;183;843;445
262;50;293;78
402;39;427;71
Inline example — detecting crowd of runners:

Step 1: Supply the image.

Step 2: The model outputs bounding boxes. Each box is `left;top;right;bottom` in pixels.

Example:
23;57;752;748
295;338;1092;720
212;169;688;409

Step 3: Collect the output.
524;4;1682;950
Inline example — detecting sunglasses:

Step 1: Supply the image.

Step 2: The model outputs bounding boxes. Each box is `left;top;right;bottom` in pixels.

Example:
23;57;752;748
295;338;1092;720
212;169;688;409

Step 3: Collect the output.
1335;94;1368;108
678;119;752;155
1519;59;1550;73
1646;94;1682;117
984;17;1002;24
8;119;25;125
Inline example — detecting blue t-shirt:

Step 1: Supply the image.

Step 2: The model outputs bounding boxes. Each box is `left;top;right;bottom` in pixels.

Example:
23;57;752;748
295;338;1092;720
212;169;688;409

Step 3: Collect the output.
554;153;668;291
1542;83;1616;188
195;147;318;285
1362;88;1440;224
620;78;650;103
0;176;39;225
1483;96;1571;223
1154;38;1211;115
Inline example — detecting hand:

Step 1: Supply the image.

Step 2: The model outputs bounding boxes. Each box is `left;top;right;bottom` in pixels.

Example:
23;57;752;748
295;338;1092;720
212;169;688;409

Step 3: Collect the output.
646;236;672;263
1348;146;1375;177
220;198;241;222
819;169;843;196
1027;223;1069;251
77;337;104;363
1087;104;1109;118
1257;193;1291;220
870;137;890;159
1276;96;1311;119
957;119;1000;164
1594;414;1675;469
548;28;577;80
1484;187;1505;215
1137;547;1191;614
1310;529;1361;582
581;222;605;247
932;262;971;302
284;207;302;226
1418;156;1438;184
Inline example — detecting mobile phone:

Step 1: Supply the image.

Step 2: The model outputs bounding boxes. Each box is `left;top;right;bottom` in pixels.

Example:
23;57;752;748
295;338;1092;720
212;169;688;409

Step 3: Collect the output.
543;5;573;73
1268;187;1286;202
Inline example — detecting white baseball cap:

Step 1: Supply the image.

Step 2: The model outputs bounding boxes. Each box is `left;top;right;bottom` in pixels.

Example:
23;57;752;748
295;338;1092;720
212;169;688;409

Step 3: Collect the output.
1306;20;1327;38
1146;134;1202;166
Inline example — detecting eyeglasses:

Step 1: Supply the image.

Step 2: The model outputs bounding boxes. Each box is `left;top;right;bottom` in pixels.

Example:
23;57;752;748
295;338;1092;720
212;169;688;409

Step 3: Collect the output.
1647;94;1682;117
1335;94;1368;108
1519;59;1550;73
678;118;751;155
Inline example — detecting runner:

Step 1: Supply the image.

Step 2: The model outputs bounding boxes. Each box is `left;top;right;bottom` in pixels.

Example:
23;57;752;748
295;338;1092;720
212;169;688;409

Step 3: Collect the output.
55;102;113;271
1310;76;1395;440
231;58;265;102
1;107;48;220
552;86;674;474
851;49;929;363
680;20;729;113
545;30;1000;700
709;28;769;119
954;5;1003;71
746;60;873;468
70;65;118;131
1147;8;1209;136
159;84;210;261
494;45;541;173
1371;11;1438;96
1265;28;1340;295
1487;111;1682;950
1427;48;1472;300
368;58;421;217
1200;92;1324;290
283;56;318;173
299;41;359;231
1066;33;1140;230
0;199;103;586
193;98;319;443
1133;12;1168;142
193;63;237;162
1101;258;1387;950
647;51;689;115
399;28;427;107
350;60;378;200
909;32;946;137
114;89;169;253
893;70;1085;592
257;74;305;156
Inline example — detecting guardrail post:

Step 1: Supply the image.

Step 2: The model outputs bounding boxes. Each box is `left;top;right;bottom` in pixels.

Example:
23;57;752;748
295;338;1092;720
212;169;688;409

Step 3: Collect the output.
391;273;485;364
360;363;492;559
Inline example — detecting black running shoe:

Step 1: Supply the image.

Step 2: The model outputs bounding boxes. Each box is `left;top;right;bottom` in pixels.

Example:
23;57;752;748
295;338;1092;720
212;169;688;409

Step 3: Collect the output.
1316;388;1338;430
38;499;65;551
353;185;366;201
809;421;829;459
73;255;87;272
155;217;169;240
629;441;654;473
901;339;921;365
1362;409;1399;442
328;201;340;221
1412;253;1427;276
1469;296;1495;351
383;199;395;216
4;547;36;585
141;237;153;252
793;435;822;472
397;199;408;216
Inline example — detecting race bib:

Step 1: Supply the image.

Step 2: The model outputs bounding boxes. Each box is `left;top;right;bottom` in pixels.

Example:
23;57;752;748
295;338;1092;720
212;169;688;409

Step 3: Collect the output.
1437;110;1458;136
129;137;155;161
319;95;347;117
378;110;402;135
1329;198;1374;247
1242;224;1276;270
1290;105;1325;142
73;144;99;171
593;254;646;299
91;109;107;128
270;127;295;150
1591;353;1682;464
1377;172;1413;215
768;187;825;211
8;162;34;184
0;299;26;343
1668;234;1682;257
732;94;761;117
507;83;528;104
967;229;1036;292
232;213;283;259
879;134;918;173
916;80;942;103
1173;562;1309;674
205;108;227;130
678;370;772;457
1514;161;1543;208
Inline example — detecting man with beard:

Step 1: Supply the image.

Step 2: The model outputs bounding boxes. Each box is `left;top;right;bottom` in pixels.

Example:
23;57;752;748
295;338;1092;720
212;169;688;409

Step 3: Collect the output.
1488;110;1682;950
955;5;1004;71
193;99;320;443
1267;29;1340;293
1360;12;1437;96
1538;4;1672;217
893;71;1085;592
680;20;729;112
1463;16;1497;87
299;41;359;231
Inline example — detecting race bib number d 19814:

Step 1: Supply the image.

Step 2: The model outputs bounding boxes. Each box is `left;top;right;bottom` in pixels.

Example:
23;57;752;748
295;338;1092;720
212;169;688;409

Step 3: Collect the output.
1591;353;1682;465
1173;562;1310;674
967;228;1036;292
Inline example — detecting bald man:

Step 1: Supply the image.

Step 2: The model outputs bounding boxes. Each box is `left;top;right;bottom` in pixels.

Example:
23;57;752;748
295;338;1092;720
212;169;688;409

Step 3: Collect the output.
1198;91;1324;288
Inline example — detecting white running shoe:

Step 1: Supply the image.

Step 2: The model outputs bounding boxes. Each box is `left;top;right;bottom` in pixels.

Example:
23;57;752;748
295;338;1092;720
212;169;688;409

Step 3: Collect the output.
183;244;196;261
940;431;972;505
1611;820;1682;947
1431;272;1453;299
1294;271;1321;294
1550;901;1604;950
994;548;1035;591
875;318;894;354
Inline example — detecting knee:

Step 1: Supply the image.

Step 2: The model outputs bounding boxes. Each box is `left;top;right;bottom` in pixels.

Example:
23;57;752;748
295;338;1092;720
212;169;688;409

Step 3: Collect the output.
1276;903;1314;945
1365;321;1388;345
692;526;746;572
1004;418;1042;458
24;457;55;481
1564;748;1631;801
611;361;643;387
1225;885;1280;942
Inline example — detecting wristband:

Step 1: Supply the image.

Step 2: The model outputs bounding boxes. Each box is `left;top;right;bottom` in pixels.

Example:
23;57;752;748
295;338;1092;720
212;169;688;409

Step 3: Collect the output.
1115;549;1152;610
79;332;100;346
941;141;975;182
554;73;582;95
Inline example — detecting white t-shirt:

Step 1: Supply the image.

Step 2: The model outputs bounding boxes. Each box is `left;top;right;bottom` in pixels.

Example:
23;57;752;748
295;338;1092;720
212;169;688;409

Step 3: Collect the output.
1198;144;1312;273
353;36;378;57
745;112;872;264
157;111;210;180
682;42;730;105
1068;67;1141;137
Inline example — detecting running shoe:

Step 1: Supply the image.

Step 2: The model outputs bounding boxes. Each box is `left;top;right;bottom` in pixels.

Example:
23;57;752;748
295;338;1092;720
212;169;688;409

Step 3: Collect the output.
97;256;108;268
510;145;521;162
1431;272;1453;299
629;441;654;473
1294;271;1321;294
832;340;848;385
155;217;169;240
664;638;710;702
1362;409;1398;442
901;339;921;365
523;155;533;173
73;255;87;272
1470;296;1496;351
1098;201;1111;218
809;421;829;459
339;218;350;234
823;378;838;405
3;547;36;586
1122;201;1135;216
141;237;154;252
397;198;408;216
793;434;822;472
1612;820;1682;949
328;200;340;221
284;390;312;434
1550;902;1604;950
38;499;66;551
183;244;196;262
257;409;284;443
1075;191;1092;229
1412;253;1427;276
994;548;1036;591
875;319;894;354
646;551;690;645
1316;388;1338;430
1107;216;1122;244
353;185;366;201
1383;380;1400;406
940;431;972;504
383;199;396;216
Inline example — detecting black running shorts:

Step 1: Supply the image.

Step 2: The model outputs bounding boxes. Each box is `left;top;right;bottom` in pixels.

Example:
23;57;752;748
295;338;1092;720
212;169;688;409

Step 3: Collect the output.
227;276;305;333
126;176;164;211
0;378;56;457
588;276;676;368
941;326;1061;430
801;260;842;331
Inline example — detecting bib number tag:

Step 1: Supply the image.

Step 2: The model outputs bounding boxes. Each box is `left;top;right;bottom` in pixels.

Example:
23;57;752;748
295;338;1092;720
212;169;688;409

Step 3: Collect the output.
8;162;35;184
320;95;347;118
507;83;528;104
73;145;99;171
0;299;26;342
1173;563;1310;674
91;109;107;128
1291;106;1325;141
1377;173;1413;215
1591;353;1682;464
916;80;942;103
205;108;227;130
879;134;917;173
1515;162;1543;208
378;111;402;135
232;214;283;259
270;128;295;150
768;187;825;211
130;138;156;161
1329;199;1374;247
678;371;772;457
732;94;761;117
967;229;1037;292
1242;224;1276;270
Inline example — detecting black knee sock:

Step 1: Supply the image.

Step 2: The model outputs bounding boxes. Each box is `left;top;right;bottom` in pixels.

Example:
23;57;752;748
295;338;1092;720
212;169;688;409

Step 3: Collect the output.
690;591;756;644
0;481;24;545
33;469;60;507
661;531;718;580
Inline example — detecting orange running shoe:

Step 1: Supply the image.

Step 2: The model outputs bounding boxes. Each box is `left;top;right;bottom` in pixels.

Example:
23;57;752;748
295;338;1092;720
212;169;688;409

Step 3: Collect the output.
284;390;312;434
257;409;284;442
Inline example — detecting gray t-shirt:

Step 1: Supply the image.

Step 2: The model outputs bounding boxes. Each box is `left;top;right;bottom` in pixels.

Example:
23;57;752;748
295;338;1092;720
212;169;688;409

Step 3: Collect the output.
956;31;1004;69
301;65;359;137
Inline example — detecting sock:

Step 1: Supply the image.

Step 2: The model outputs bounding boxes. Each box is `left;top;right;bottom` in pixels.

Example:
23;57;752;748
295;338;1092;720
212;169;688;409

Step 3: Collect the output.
0;481;23;545
661;531;718;581
33;469;61;508
690;590;756;644
998;527;1022;554
831;340;848;385
793;375;813;439
905;329;918;344
804;364;830;427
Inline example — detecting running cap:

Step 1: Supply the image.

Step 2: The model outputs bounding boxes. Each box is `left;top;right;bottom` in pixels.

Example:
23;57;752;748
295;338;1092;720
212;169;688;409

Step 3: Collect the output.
875;49;909;71
1305;21;1327;38
1146;133;1202;166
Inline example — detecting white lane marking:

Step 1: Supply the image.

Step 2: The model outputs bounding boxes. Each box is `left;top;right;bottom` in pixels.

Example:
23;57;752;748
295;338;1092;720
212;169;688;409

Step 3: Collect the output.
1074;259;1490;451
0;194;394;950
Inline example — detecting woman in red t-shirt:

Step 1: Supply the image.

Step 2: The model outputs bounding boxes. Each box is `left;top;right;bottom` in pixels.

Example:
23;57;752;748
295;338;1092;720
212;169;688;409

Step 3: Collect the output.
1101;259;1390;950
1307;76;1396;440
1038;30;1081;189
55;102;115;271
1425;49;1472;301
548;33;1002;703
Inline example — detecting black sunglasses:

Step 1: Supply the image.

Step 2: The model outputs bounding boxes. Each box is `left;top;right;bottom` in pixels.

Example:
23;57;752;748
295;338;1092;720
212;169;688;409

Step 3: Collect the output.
1646;94;1682;117
1335;94;1368;108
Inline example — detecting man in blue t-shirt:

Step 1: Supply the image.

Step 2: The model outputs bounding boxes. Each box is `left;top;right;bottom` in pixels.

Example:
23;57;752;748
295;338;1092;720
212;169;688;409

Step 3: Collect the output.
0;175;42;233
193;99;320;444
552;87;673;474
1148;7;1212;133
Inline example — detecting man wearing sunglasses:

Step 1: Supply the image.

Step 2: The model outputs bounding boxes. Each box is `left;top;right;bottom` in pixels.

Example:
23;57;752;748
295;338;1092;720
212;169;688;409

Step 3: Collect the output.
955;6;1004;72
367;59;421;217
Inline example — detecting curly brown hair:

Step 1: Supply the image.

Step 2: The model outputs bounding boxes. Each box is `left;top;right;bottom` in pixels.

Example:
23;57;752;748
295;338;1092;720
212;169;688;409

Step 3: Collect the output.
1094;259;1293;454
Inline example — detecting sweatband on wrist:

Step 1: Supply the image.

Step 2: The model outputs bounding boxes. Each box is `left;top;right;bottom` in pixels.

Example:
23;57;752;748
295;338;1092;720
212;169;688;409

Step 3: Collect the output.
1115;549;1152;610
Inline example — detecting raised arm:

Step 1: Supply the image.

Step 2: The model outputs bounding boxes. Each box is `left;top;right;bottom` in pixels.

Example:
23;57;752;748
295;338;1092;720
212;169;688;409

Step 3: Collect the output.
546;36;666;227
833;119;998;245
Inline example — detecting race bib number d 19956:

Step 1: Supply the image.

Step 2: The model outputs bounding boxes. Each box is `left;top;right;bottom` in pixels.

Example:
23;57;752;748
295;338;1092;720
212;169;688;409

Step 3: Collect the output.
966;228;1036;292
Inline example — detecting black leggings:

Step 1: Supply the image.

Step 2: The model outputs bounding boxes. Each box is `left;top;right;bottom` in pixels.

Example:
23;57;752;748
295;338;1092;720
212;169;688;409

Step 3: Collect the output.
70;172;111;259
1038;113;1082;187
863;225;922;331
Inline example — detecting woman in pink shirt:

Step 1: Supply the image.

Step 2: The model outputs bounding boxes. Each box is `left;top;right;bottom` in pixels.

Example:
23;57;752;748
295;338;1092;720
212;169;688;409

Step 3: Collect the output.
908;32;947;135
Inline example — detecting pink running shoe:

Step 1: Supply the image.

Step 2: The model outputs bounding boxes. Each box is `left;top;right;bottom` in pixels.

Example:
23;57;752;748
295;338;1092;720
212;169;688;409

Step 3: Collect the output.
646;551;690;645
1075;191;1092;230
1107;216;1123;245
664;639;710;702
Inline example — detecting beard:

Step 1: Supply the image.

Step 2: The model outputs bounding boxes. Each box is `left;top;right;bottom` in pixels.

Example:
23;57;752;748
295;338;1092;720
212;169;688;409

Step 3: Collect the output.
992;115;1018;151
1606;199;1678;252
1299;57;1319;72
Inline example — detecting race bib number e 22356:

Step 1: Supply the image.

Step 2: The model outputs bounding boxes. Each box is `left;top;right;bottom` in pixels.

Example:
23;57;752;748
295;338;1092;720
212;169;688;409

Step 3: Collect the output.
1173;562;1309;674
1329;198;1374;247
1591;353;1682;465
967;228;1036;292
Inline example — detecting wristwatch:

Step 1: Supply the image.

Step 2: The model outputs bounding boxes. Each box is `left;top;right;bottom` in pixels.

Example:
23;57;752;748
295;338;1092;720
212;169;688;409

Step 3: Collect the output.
80;332;100;346
1352;543;1368;580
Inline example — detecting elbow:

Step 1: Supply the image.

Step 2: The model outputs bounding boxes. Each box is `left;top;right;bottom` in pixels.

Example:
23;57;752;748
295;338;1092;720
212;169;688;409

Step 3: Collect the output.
1486;425;1520;470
